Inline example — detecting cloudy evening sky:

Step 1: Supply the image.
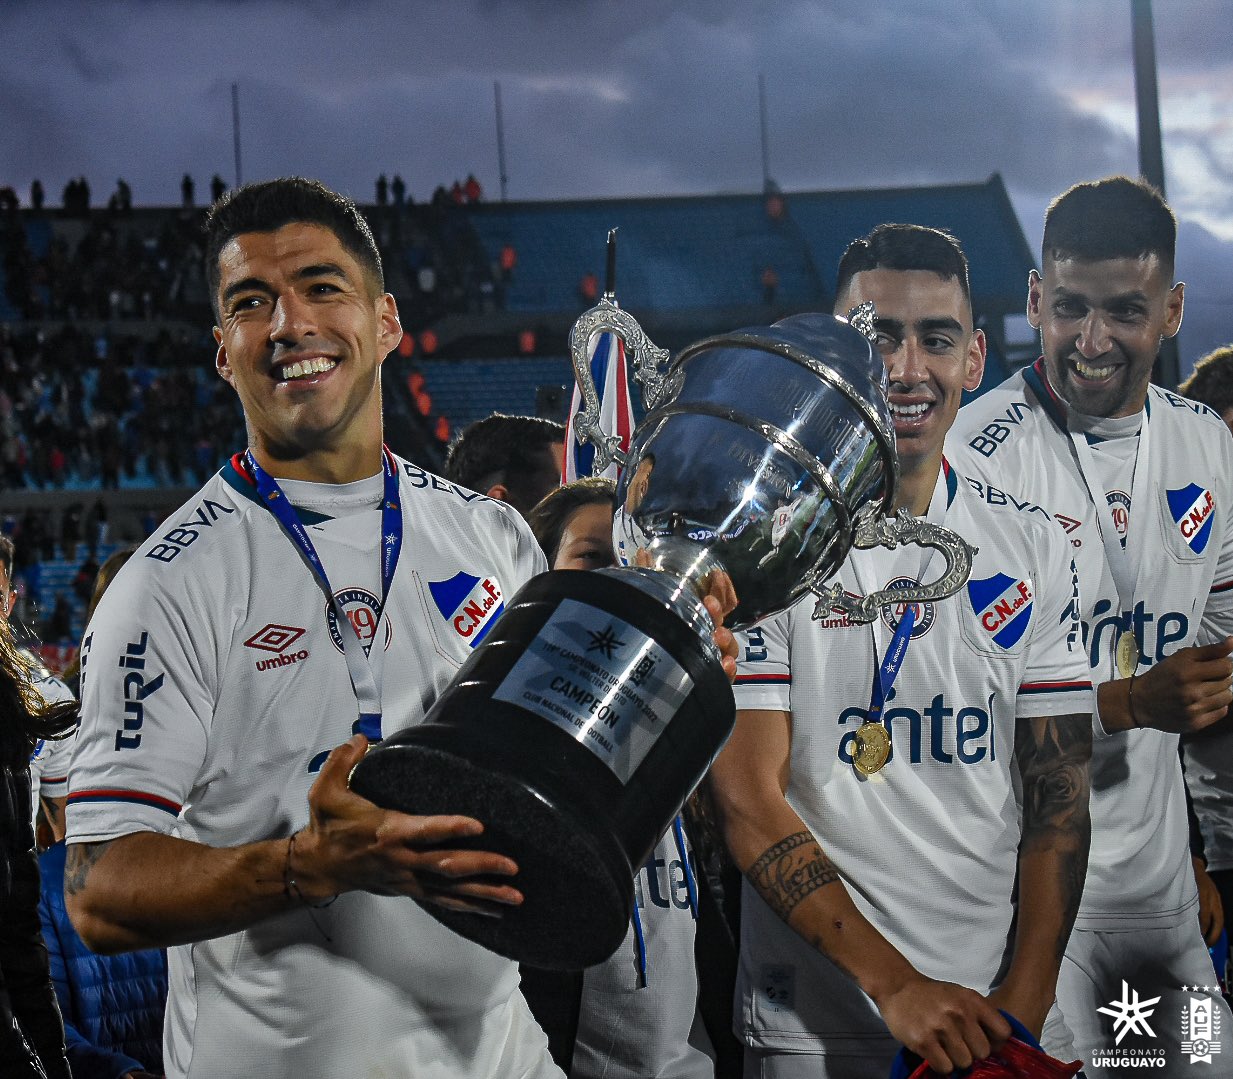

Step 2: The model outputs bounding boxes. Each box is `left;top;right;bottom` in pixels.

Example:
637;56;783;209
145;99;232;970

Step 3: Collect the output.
3;0;1231;370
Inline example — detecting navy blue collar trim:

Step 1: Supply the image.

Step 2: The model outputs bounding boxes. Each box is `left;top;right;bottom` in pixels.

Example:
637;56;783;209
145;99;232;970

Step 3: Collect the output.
221;454;334;526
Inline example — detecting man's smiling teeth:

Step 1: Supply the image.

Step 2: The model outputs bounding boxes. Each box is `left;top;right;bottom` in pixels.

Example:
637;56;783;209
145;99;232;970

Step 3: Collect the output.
279;357;337;381
1075;359;1116;380
891;401;930;418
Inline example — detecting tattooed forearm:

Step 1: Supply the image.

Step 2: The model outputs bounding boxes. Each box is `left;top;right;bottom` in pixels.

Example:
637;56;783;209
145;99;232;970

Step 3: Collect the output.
1015;712;1092;957
1016;714;1092;835
64;841;114;897
746;831;841;921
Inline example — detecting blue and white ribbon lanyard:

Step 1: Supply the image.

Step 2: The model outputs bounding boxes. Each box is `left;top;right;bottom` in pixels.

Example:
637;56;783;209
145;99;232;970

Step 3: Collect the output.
629;819;699;988
849;466;948;753
1065;410;1151;680
245;448;403;739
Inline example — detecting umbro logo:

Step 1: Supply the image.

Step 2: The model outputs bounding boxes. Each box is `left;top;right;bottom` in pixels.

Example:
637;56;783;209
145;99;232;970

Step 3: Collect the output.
244;624;310;672
244;624;306;653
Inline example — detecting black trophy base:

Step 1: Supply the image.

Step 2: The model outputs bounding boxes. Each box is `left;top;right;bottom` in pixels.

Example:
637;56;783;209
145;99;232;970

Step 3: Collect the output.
349;732;631;970
348;568;735;971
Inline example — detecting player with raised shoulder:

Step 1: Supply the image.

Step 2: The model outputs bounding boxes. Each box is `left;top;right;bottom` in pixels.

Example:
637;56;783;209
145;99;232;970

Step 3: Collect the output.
947;176;1233;1071
709;223;1092;1078
0;535;76;843
61;177;567;1079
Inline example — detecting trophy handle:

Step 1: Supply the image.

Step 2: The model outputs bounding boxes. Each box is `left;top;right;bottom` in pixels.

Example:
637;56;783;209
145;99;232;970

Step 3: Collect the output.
807;509;978;624
568;297;671;475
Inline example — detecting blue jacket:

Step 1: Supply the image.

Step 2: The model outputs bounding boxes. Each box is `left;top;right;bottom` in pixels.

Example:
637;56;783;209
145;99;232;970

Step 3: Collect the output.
38;840;167;1079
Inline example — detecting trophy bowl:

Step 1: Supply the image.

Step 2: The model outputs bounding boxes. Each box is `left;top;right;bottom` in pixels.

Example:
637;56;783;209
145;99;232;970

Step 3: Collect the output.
349;306;962;970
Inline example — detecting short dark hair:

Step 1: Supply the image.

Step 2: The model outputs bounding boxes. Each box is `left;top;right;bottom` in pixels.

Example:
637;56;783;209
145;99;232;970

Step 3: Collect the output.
0;535;13;581
1042;176;1176;275
444;413;566;514
527;477;617;567
204;177;384;319
835;223;971;308
1179;345;1233;415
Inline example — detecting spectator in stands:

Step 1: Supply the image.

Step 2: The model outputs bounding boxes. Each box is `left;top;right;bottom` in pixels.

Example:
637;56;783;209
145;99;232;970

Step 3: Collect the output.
450;180;465;204
376;174;388;206
1178;344;1233;950
391;174;406;208
464;174;483;203
38;542;165;1079
180;174;194;209
31;180;44;211
1179;344;1233;430
579;271;599;306
444;413;565;517
760;264;778;305
526;476;616;571
499;242;517;284
38;837;167;1079
0;600;75;1077
210;175;226;204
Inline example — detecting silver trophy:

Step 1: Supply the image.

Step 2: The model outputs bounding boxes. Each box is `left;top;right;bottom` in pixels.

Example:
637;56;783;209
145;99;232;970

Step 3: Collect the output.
579;294;973;628
350;260;974;971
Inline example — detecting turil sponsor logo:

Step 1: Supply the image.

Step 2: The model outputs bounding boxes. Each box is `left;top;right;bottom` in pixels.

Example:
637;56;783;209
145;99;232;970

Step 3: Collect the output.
114;632;164;751
244;623;309;672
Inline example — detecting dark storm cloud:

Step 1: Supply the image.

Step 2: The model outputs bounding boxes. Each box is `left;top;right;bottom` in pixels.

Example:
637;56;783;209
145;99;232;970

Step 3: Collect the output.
1;0;1228;367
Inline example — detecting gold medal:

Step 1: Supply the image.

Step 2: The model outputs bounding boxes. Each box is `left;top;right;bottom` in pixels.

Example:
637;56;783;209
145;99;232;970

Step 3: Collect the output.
1116;630;1140;678
853;721;891;776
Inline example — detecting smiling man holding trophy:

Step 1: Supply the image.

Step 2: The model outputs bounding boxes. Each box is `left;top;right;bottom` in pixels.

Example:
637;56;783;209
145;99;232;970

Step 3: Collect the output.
709;224;1093;1079
351;230;979;979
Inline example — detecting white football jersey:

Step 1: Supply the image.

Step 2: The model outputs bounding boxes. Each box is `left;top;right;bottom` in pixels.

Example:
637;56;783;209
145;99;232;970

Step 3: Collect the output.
947;362;1233;926
572;827;714;1079
732;462;1091;1051
577;523;713;1079
26;653;77;827
66;454;552;1079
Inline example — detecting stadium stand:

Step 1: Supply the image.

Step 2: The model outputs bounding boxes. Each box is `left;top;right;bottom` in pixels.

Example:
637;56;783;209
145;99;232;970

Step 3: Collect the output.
1;173;1034;669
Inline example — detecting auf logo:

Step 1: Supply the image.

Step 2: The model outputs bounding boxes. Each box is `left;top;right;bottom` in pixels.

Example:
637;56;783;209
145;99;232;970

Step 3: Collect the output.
1098;980;1161;1044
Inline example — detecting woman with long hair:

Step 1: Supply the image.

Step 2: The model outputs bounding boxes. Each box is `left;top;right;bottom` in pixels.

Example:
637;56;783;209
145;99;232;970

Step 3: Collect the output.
1;612;75;1076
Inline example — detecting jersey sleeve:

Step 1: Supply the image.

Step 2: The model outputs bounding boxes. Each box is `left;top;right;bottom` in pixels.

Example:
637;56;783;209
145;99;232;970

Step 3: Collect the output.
66;565;213;844
1016;523;1093;719
1198;434;1233;645
733;609;792;713
30;672;78;799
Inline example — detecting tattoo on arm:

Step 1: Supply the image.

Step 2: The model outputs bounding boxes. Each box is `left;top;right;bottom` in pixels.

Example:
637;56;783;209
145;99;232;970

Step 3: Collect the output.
64;841;114;897
41;798;61;826
1015;712;1092;957
747;831;841;921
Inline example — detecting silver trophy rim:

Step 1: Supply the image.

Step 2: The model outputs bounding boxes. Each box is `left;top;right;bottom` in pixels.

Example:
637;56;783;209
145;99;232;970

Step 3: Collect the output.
672;330;899;520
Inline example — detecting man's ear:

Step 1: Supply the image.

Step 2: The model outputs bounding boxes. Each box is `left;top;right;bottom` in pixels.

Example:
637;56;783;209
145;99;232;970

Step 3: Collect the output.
376;294;402;364
1163;281;1185;339
214;327;234;386
1026;269;1044;330
965;329;987;392
485;483;510;503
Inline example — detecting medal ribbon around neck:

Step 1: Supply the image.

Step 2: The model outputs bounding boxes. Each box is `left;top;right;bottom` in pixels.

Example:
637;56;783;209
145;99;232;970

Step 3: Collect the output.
245;447;403;738
1046;374;1151;679
847;463;948;773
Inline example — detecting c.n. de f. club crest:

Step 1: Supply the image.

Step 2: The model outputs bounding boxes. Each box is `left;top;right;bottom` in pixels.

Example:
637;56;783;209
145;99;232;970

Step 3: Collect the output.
967;572;1034;650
